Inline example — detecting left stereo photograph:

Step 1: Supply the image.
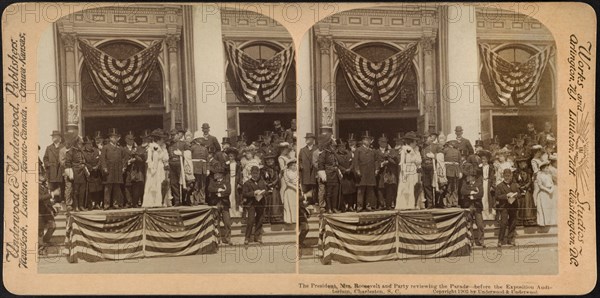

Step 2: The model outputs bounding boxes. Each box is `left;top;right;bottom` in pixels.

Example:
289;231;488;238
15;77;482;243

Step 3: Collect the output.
37;4;298;274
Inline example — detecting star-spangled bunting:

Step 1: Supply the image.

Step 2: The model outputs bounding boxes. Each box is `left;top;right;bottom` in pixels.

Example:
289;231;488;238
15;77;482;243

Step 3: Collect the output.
78;39;162;105
479;43;553;106
333;41;418;107
224;40;295;103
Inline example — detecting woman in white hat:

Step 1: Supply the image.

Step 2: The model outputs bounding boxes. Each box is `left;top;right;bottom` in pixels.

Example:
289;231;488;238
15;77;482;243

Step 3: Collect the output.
534;161;556;226
142;129;169;208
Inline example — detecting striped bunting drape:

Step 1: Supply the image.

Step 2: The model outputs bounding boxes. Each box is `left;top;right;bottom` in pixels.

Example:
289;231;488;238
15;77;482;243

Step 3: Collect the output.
78;39;162;104
479;43;552;106
397;209;472;259
224;40;295;103
333;41;418;107
320;209;472;264
66;207;218;263
322;211;398;264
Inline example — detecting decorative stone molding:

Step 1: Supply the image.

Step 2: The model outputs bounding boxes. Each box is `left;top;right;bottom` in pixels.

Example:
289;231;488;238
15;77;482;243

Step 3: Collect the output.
166;34;180;53
421;36;435;53
61;33;77;52
317;35;332;55
67;103;80;125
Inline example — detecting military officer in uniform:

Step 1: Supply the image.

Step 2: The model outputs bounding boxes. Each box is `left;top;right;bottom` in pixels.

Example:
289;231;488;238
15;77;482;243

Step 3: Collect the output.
167;127;191;206
353;131;377;212
317;133;341;213
99;128;127;210
454;126;474;157
43;130;65;201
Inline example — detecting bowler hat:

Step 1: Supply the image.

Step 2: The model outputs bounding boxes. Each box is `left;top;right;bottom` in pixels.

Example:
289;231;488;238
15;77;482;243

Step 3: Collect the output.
201;123;210;129
50;130;62;137
107;128;120;137
455;126;463;132
304;132;316;139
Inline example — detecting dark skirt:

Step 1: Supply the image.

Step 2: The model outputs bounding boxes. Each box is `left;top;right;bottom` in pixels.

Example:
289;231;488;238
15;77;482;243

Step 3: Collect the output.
266;189;284;223
517;190;537;226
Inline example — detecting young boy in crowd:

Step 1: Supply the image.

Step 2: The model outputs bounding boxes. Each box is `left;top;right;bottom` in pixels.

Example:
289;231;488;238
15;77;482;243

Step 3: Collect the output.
242;166;267;245
207;171;232;245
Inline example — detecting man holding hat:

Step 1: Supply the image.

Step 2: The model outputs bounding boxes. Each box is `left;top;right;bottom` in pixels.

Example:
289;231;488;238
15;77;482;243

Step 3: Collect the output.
43;130;65;200
454;126;474;158
299;133;317;204
495;168;520;247
353;131;377;212
200;123;221;153
99;128;128;210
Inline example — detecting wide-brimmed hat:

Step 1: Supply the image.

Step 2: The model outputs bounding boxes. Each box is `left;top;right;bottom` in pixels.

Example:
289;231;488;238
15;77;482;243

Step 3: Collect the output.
403;131;419;141
107;128;120;137
263;152;277;160
446;139;458;147
224;147;239;156
304;132;316;139
150;128;165;138
539;160;550;169
477;149;492;160
50;130;62;137
286;158;297;166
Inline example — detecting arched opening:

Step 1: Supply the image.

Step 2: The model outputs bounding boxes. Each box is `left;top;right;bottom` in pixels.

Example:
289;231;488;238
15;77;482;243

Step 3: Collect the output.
334;42;419;142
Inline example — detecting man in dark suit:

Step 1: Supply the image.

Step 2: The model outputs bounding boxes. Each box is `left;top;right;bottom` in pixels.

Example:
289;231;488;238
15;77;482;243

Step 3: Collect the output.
454;126;474;157
200;123;221;153
123;132;145;208
353;131;377;212
299;133;317;204
461;164;485;247
167;127;191;206
99;128;127;210
43;130;65;201
242;166;267;245
495;168;520;247
375;135;399;210
421;132;440;209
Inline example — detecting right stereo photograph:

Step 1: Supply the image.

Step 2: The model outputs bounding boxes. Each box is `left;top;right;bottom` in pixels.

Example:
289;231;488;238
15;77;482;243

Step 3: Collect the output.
295;4;558;274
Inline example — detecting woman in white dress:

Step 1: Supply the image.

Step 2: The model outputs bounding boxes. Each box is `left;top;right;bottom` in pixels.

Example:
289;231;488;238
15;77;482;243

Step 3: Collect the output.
278;143;293;209
395;132;422;210
143;131;169;208
534;161;556;226
282;159;298;224
225;148;242;217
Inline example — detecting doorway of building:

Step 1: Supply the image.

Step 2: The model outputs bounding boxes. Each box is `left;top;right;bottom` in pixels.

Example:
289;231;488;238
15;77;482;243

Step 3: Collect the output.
238;112;295;143
338;118;417;148
83;114;163;145
492;115;555;146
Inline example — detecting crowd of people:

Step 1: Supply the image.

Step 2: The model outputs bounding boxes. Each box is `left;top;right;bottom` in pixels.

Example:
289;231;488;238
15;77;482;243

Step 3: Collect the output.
39;119;298;248
298;121;557;248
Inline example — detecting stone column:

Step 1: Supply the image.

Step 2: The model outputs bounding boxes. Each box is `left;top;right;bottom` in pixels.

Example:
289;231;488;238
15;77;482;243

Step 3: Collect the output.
296;31;314;142
317;35;334;134
191;4;227;141
421;35;437;134
166;33;182;128
444;4;481;142
38;25;60;151
61;32;80;135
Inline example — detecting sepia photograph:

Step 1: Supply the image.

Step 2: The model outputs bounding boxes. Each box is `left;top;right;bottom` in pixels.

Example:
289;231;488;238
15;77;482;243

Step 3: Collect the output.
296;4;559;274
36;4;297;273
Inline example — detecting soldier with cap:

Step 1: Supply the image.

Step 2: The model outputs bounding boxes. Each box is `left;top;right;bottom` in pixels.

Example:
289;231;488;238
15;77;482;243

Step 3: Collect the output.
65;136;88;211
200;123;221;153
191;130;210;205
317;133;341;213
83;136;103;209
353;131;377;212
299;133;317;204
375;134;399;210
454;126;474;157
43;130;65;202
167;126;192;206
99;128;128;209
